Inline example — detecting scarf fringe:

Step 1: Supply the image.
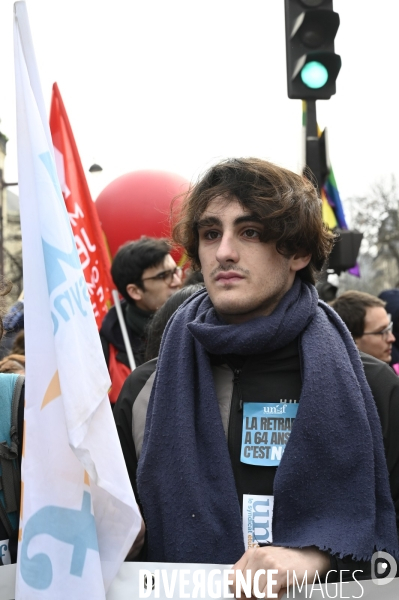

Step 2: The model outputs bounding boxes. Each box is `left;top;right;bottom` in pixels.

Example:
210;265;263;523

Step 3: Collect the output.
272;541;399;562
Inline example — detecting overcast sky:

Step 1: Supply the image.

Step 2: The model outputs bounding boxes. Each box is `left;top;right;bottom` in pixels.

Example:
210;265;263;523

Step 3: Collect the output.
1;0;398;216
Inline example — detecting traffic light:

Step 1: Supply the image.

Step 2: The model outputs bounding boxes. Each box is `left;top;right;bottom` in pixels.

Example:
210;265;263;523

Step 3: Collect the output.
285;0;341;100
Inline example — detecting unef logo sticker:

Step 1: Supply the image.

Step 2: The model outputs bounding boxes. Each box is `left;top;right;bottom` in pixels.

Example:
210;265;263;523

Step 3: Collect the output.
243;495;274;550
39;152;90;335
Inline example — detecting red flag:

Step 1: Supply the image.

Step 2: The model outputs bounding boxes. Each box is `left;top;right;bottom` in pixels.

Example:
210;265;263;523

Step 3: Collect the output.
49;83;114;328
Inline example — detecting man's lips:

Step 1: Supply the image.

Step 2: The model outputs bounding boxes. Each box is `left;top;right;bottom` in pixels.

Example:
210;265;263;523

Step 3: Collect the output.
215;272;244;282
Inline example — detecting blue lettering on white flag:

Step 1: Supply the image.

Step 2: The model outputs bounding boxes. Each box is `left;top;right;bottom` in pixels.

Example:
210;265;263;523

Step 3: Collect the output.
39;152;90;333
39;152;81;294
241;402;299;466
20;491;99;590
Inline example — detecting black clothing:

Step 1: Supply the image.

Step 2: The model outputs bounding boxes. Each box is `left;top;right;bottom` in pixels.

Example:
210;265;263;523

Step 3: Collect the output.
100;302;151;369
125;303;153;339
114;349;399;577
221;340;301;508
114;358;157;500
379;289;399;365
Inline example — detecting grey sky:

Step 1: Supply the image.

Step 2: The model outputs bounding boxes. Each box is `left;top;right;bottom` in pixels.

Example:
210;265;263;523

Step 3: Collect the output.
1;0;398;214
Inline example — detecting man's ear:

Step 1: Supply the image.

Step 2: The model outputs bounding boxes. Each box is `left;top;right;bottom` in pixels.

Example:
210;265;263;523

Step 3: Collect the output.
289;249;312;273
126;283;143;302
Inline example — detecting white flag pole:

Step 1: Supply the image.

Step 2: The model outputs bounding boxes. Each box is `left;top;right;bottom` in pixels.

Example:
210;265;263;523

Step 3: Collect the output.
111;290;136;371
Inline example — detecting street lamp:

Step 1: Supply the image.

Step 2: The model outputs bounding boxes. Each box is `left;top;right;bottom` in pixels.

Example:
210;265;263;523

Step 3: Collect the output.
88;164;103;173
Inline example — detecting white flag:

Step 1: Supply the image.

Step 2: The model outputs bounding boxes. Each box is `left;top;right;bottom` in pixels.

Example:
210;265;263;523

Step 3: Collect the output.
13;2;141;598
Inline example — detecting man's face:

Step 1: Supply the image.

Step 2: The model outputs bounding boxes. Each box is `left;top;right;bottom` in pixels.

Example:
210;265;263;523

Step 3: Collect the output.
355;306;395;363
197;196;311;324
127;253;182;312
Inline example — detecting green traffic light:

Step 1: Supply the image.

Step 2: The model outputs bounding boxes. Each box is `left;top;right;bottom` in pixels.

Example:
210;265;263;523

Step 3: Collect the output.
301;61;328;89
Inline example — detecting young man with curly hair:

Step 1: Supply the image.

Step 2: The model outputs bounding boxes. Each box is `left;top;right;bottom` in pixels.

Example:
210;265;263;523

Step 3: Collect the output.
115;159;399;596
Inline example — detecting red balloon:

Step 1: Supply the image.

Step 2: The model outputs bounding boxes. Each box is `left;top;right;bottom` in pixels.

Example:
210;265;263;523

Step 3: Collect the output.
95;170;190;259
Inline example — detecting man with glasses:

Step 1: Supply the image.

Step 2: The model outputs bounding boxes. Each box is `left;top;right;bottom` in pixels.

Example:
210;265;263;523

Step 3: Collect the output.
331;291;396;365
100;236;182;404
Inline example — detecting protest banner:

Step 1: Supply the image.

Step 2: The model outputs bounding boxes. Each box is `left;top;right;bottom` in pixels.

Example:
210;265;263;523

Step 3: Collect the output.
13;2;141;598
50;82;114;329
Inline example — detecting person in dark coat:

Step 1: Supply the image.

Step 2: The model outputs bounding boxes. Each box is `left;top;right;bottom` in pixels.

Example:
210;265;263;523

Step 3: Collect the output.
100;236;182;403
379;288;399;366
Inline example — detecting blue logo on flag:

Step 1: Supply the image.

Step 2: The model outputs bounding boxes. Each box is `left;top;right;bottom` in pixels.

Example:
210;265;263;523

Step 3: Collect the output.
39;152;90;333
20;491;99;590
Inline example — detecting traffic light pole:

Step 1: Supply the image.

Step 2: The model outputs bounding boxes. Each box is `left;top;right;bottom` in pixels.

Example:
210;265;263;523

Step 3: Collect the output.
304;101;363;273
285;2;363;274
304;100;322;191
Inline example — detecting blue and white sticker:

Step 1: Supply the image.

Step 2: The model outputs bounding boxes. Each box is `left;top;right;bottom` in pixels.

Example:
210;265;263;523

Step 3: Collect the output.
241;402;298;466
243;494;274;550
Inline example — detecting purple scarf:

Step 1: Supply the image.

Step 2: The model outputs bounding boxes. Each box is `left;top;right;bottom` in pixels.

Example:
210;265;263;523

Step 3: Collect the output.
137;278;398;563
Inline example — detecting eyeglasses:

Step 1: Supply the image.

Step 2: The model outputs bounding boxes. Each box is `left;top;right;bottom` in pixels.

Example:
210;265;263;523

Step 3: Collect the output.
363;320;394;340
141;266;183;285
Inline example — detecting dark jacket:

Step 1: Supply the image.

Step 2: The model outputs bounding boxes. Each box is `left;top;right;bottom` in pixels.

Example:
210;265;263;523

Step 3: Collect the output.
100;303;147;369
99;302;148;403
379;289;399;365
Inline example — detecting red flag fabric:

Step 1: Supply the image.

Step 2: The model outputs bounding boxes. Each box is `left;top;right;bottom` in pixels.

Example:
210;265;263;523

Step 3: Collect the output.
49;82;114;328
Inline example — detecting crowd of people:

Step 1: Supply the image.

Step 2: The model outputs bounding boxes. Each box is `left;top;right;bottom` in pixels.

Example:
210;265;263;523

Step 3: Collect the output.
1;157;399;594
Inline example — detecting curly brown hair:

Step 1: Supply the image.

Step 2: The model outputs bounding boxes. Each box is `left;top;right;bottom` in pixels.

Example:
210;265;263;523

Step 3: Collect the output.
172;158;335;285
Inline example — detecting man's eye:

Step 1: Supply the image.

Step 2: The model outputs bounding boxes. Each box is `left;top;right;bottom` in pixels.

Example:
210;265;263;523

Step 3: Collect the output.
204;230;220;240
243;229;259;238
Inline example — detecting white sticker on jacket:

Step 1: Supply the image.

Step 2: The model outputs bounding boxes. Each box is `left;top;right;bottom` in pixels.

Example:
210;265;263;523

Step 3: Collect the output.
243;494;274;550
0;539;11;565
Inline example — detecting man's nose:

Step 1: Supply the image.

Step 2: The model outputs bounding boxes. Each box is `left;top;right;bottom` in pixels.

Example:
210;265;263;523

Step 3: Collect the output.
388;332;396;343
170;271;182;288
215;233;239;264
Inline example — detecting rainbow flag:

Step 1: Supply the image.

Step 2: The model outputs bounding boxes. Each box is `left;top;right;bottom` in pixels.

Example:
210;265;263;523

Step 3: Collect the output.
302;103;359;275
321;166;360;276
322;167;348;230
321;186;338;230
